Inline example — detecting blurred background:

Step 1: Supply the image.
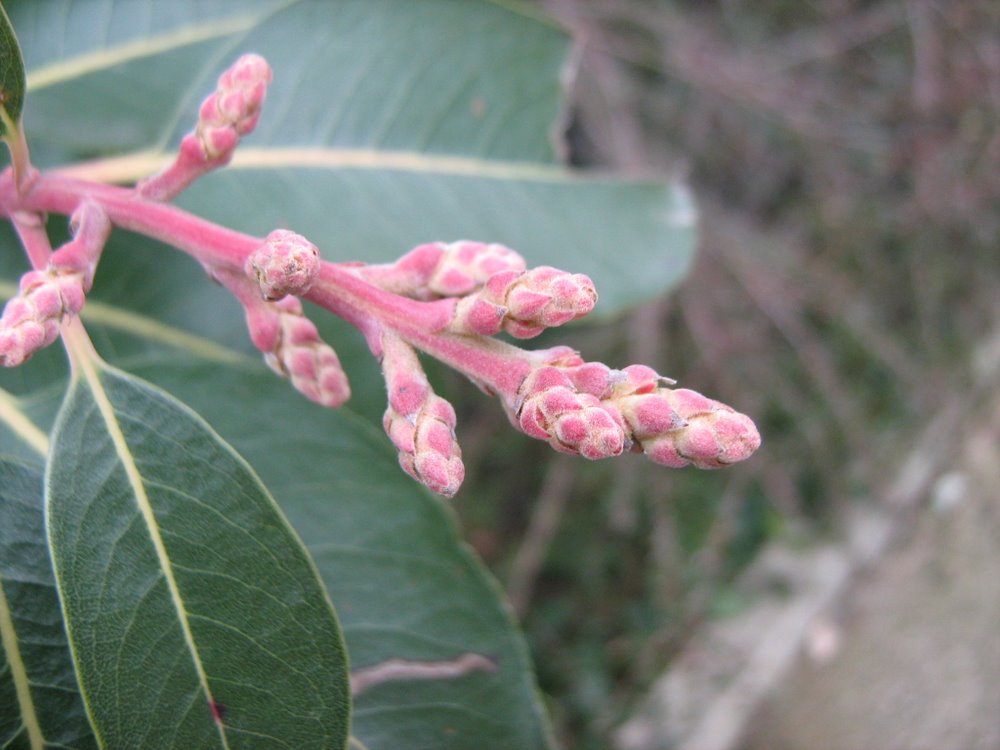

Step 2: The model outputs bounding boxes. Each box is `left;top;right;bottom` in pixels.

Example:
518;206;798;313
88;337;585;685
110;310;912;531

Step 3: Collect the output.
447;1;1000;747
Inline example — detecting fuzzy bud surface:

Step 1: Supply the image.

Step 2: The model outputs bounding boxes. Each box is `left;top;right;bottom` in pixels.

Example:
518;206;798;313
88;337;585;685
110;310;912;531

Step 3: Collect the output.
361;241;527;300
246;230;320;299
264;297;350;407
604;374;760;468
380;333;464;497
0;269;85;366
452;266;597;338
1;202;110;367
197;54;273;160
512;366;626;459
426;241;527;297
632;388;761;469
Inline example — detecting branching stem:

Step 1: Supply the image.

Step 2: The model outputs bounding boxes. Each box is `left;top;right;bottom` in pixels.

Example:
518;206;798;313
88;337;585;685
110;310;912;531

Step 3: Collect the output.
0;51;761;497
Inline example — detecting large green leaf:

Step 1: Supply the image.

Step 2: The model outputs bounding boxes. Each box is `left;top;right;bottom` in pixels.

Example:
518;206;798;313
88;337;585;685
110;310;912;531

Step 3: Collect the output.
45;351;350;748
0;459;97;750
0;315;557;749
129;354;555;750
7;0;696;315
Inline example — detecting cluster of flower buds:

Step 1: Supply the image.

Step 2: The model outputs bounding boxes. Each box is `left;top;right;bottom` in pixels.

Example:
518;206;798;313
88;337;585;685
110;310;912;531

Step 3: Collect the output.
138;54;273;201
0;269;83;367
449;265;597;338
195;53;272;161
359;240;528;299
379;331;464;496
238;231;349;408
260;296;351;408
503;355;760;470
339;239;760;493
0;53;761;499
512;365;626;459
425;241;527;298
0;202;109;366
246;229;321;300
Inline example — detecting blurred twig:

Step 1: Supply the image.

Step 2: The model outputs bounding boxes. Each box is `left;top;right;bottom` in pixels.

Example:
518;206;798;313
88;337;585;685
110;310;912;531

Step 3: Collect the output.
507;455;578;617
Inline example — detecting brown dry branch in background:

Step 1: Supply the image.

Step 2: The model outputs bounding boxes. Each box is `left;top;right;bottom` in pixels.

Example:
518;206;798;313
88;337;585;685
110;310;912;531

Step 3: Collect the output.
451;1;1000;747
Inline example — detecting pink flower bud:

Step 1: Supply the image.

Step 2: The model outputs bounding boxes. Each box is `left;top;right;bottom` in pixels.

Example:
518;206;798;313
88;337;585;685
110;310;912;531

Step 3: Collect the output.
617;392;687;440
628;387;761;469
196;54;272;159
246;230;321;299
0;320;51;367
0;255;102;368
450;265;597;339
218;54;272;132
561;361;620;398
509;266;596;331
453;296;506;336
378;332;465;496
427;241;527;297
18;271;60;310
196;127;240;162
0;201;112;367
384;394;465;497
507;356;760;470
513;367;626;459
374;243;447;297
264;297;350;407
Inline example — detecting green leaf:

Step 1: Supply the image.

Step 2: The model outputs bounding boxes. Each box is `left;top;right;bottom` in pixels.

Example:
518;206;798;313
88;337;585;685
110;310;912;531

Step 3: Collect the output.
9;0;696;316
0;0;26;138
127;354;556;750
0;458;98;750
0;0;700;746
0;245;557;748
45;351;350;749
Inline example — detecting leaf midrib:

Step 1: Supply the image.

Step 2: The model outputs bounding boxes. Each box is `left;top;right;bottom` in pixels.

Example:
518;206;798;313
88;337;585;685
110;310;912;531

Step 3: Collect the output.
64;333;232;750
53;146;579;186
24;12;270;91
0;388;49;456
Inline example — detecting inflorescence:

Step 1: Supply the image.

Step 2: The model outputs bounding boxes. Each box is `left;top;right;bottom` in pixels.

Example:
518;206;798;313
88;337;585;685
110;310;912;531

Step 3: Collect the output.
0;54;760;497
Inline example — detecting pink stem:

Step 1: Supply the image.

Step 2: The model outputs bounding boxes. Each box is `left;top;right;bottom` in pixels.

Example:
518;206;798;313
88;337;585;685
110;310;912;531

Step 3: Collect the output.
1;168;538;397
1;171;255;268
306;265;534;395
136;135;227;202
10;209;52;270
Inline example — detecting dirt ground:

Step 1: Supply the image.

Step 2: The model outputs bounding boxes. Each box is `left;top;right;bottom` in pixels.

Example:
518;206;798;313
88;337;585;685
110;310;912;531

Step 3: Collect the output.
744;393;1000;750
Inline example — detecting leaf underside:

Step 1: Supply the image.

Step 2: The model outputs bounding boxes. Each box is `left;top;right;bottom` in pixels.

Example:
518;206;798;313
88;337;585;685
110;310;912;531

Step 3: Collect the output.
45;362;350;749
134;354;555;750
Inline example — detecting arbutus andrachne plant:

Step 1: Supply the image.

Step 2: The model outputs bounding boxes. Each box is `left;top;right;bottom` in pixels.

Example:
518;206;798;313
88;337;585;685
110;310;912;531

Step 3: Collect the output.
0;3;758;749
